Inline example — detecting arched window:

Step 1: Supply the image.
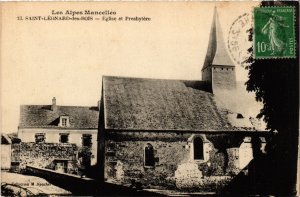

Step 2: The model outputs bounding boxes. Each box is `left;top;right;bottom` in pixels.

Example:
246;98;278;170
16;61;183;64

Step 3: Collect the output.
194;137;204;160
144;143;155;167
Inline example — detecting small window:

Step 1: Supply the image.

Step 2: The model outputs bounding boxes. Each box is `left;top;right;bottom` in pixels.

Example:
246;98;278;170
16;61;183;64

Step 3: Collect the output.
60;116;69;127
60;133;69;143
144;143;155;167
61;118;67;127
194;137;204;160
54;160;68;173
82;134;92;147
35;133;45;143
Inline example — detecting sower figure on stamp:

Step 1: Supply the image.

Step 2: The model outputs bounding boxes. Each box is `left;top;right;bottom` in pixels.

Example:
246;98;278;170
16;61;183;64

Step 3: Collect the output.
261;11;289;55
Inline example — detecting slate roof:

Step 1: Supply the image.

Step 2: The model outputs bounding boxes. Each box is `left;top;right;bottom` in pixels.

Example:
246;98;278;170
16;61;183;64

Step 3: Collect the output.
102;76;234;131
202;7;235;70
19;105;99;129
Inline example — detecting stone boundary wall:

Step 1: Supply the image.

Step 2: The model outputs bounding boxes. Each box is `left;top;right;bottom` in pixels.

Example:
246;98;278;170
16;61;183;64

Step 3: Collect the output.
18;142;78;172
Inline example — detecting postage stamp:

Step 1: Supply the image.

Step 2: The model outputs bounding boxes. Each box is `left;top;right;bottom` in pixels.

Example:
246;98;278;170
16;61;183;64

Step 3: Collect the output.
254;6;295;59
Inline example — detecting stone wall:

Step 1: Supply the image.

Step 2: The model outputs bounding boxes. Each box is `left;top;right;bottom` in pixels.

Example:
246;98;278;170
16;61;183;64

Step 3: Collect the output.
18;128;98;165
18;142;78;173
105;139;189;189
103;131;254;190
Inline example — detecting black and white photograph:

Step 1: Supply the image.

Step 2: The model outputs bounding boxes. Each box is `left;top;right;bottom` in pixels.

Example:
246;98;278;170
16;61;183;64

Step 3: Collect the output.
0;1;299;196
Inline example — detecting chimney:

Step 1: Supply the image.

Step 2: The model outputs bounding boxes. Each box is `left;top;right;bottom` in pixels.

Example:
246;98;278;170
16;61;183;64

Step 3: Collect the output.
51;97;57;111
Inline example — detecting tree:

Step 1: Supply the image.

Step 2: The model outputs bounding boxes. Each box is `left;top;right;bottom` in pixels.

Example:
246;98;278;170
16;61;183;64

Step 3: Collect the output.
244;1;299;195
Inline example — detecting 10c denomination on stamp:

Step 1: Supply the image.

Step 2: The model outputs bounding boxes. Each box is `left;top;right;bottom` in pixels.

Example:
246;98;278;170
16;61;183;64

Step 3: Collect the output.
254;6;295;59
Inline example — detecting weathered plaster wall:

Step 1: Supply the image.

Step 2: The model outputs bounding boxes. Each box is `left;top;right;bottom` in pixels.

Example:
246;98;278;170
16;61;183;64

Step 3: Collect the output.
103;132;256;190
212;66;236;90
18;128;97;165
239;137;267;170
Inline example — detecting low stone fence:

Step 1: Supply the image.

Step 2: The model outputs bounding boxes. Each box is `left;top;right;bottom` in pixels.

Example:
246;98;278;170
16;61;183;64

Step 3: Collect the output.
18;142;78;172
25;165;99;195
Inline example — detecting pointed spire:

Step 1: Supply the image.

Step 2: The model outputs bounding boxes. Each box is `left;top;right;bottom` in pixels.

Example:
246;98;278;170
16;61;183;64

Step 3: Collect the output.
202;7;234;70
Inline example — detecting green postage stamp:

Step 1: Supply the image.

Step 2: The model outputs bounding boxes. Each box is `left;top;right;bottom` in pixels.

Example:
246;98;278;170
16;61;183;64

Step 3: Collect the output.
254;6;295;59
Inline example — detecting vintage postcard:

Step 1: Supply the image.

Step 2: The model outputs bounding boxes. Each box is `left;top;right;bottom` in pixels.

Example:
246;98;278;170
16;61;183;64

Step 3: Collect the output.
0;1;299;196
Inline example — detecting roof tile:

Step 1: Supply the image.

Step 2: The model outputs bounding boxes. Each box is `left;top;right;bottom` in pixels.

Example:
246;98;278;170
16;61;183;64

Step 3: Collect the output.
19;105;99;129
103;76;234;131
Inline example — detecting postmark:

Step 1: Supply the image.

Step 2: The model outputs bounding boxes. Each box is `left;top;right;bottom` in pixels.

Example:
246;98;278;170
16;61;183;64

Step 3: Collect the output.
254;6;295;59
228;13;252;68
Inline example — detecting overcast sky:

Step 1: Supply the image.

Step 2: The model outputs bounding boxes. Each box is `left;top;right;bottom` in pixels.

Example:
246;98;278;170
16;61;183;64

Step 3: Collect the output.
1;2;258;133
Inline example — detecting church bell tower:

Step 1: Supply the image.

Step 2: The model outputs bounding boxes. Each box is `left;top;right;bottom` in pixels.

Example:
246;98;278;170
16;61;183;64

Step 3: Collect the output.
202;7;236;92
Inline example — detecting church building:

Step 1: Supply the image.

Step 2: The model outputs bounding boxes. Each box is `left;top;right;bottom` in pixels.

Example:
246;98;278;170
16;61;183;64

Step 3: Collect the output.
97;8;268;191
